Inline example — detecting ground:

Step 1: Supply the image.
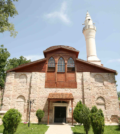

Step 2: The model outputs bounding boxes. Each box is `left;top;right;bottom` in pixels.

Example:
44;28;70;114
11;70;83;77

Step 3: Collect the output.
0;123;120;134
0;123;49;134
71;125;120;134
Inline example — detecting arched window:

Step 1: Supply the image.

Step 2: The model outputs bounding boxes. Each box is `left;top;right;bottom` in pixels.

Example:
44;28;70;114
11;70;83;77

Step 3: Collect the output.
58;57;65;72
67;58;75;72
96;97;106;113
16;95;25;120
48;57;55;71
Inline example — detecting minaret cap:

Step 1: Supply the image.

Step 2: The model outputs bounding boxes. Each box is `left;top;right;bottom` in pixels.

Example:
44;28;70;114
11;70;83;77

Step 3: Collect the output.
83;11;94;26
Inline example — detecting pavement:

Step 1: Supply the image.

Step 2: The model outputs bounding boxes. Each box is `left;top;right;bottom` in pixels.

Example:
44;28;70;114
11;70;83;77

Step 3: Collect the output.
45;124;74;134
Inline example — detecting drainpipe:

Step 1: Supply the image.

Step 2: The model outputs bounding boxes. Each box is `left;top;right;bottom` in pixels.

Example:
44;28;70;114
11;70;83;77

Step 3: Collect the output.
27;76;32;122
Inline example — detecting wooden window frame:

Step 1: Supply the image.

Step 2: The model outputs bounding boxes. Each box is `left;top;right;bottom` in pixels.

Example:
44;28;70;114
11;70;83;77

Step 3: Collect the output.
67;58;75;72
57;57;65;72
48;57;55;72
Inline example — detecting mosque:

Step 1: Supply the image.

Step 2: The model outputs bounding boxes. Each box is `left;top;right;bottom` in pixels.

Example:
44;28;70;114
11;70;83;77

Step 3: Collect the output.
1;12;119;124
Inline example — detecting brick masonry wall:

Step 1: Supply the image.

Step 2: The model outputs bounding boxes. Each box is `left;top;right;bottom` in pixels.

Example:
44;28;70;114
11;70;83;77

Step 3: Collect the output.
1;72;120;124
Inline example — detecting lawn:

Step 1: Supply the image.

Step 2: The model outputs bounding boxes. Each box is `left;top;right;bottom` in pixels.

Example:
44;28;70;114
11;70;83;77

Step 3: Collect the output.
0;123;49;134
71;125;120;134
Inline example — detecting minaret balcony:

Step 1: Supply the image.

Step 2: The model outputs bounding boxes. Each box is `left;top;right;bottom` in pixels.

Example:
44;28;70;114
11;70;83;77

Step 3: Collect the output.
82;25;96;32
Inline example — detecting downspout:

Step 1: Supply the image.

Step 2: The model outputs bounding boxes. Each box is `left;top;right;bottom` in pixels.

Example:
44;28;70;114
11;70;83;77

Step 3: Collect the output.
27;76;32;122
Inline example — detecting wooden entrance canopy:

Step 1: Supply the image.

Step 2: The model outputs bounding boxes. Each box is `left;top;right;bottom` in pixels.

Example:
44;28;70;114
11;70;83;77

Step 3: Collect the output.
47;93;74;125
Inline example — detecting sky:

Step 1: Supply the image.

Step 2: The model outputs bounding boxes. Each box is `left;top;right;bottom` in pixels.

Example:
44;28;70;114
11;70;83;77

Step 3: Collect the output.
0;0;120;91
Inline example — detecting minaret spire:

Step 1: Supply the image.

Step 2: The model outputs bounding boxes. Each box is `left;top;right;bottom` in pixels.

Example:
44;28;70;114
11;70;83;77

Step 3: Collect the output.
82;12;101;65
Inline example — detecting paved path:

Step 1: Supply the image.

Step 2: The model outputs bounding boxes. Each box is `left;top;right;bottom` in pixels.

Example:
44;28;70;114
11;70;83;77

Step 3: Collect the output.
45;124;73;134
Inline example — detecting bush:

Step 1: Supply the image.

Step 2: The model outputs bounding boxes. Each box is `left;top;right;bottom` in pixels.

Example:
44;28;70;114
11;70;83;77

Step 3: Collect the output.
73;101;83;124
2;108;22;134
91;106;105;134
118;117;120;130
36;109;44;124
79;105;91;134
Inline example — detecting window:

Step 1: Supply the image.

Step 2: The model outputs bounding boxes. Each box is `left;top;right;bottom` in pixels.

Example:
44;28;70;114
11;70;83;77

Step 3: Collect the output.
48;57;55;71
67;58;75;72
58;57;65;72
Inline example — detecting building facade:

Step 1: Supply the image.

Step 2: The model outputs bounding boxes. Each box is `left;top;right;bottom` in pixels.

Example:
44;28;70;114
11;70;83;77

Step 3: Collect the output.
1;12;120;124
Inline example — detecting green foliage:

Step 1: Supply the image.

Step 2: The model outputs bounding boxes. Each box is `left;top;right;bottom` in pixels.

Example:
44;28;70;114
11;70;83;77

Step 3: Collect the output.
79;105;91;134
36;109;44;124
0;123;49;134
73;101;83;123
5;56;31;71
0;45;30;88
2;108;22;134
91;106;105;134
117;92;120;99
0;45;10;88
0;0;18;37
0;115;2;119
72;125;120;134
91;106;98;113
118;117;120;130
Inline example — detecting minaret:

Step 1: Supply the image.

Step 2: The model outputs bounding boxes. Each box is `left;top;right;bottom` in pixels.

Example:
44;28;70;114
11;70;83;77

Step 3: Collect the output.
83;12;101;65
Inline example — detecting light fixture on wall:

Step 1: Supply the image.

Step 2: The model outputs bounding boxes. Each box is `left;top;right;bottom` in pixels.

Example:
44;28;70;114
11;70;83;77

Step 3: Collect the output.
69;107;72;113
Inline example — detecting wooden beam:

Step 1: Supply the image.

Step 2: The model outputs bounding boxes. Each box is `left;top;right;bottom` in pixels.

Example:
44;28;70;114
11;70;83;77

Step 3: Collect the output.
65;62;67;82
48;99;73;101
71;99;73;126
55;62;57;83
47;100;50;124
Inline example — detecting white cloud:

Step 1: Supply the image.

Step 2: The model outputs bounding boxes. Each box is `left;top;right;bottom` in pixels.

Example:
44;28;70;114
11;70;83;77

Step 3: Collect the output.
24;55;44;61
45;2;71;24
108;59;120;63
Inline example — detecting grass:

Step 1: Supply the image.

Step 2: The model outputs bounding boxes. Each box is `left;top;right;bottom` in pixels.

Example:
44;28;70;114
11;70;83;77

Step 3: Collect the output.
71;125;120;134
0;123;49;134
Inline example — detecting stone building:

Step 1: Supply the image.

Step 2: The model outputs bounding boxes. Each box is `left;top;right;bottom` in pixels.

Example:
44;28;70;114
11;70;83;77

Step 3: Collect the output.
1;12;119;124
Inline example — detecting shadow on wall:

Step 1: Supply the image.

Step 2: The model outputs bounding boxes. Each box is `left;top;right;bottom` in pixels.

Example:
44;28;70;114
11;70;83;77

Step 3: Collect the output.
41;99;48;123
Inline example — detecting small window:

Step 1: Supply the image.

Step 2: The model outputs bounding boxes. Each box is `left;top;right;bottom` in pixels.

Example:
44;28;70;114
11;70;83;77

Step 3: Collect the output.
67;58;75;72
58;57;65;72
48;57;55;71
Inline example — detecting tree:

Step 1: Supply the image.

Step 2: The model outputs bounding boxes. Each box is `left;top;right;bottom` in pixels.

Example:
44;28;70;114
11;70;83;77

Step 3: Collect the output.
6;56;31;71
2;108;22;134
73;101;83;124
118;117;120;130
36;109;44;124
0;0;18;37
117;92;120;100
0;45;10;88
91;106;105;134
0;45;31;88
79;105;91;134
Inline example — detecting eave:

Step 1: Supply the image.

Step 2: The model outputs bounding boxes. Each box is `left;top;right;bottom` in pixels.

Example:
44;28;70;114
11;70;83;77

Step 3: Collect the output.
7;58;47;73
76;58;117;74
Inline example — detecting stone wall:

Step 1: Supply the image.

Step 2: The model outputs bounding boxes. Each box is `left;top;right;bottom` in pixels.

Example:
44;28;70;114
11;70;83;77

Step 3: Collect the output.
1;72;120;124
83;72;120;124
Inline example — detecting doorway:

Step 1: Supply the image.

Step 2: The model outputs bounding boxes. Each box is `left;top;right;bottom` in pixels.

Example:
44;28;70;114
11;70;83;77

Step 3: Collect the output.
54;106;66;123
